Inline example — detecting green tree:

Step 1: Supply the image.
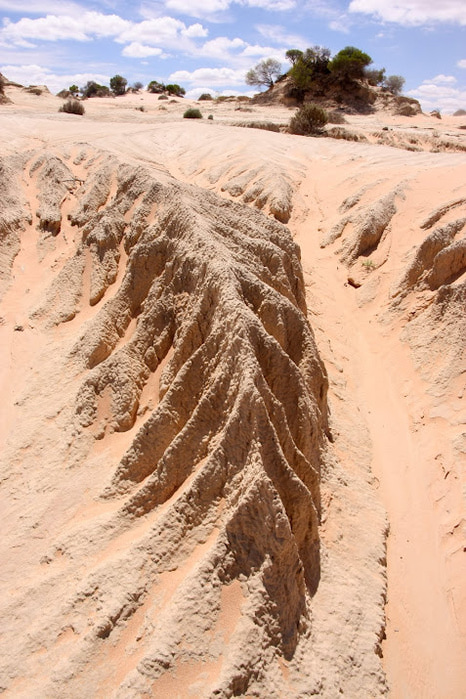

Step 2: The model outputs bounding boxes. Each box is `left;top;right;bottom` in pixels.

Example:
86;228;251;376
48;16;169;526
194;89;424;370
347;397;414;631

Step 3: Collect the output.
110;74;127;95
81;81;110;98
245;58;282;89
147;80;165;93
330;46;372;82
165;84;186;96
69;84;79;96
364;68;386;86
384;75;405;96
133;81;143;91
285;49;303;65
288;46;331;101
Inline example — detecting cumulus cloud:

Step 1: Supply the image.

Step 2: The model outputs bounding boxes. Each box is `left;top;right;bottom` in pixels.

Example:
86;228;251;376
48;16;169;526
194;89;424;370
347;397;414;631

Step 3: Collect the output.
0;1;80;14
1;12;131;44
408;77;466;113
458;59;466;69
0;63;109;92
349;0;466;26
429;74;457;85
169;66;246;86
122;42;163;58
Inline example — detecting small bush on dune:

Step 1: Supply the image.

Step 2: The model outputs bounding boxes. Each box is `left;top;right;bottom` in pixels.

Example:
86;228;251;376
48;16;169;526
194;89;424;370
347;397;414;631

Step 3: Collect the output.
59;99;85;115
289;103;328;135
158;94;168;100
198;93;212;101
183;108;202;119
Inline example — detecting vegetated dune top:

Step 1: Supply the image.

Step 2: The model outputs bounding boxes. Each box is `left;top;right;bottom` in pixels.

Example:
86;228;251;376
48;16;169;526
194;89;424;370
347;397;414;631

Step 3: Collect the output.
0;88;465;698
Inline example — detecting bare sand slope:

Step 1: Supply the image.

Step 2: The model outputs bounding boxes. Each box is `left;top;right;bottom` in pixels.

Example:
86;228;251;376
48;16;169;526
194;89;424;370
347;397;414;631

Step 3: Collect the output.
0;95;465;698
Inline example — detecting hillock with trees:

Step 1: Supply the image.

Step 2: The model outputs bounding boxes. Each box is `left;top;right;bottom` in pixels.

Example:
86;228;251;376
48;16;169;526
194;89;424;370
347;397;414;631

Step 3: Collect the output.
248;45;420;116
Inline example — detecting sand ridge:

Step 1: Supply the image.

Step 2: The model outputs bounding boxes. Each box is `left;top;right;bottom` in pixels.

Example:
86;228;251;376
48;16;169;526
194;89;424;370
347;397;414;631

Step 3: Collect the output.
0;87;465;697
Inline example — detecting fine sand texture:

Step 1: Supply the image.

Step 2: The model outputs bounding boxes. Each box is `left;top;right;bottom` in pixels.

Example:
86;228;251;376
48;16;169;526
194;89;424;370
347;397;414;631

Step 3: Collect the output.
0;86;465;698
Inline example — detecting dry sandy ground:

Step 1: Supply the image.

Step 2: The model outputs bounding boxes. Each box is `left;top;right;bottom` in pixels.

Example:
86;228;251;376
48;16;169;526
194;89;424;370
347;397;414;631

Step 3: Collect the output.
0;85;465;697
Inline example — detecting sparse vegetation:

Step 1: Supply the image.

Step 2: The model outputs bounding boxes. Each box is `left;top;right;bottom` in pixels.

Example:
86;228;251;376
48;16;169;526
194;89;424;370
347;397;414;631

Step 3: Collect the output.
362;259;375;270
245;58;282;90
384;75;405;96
69;84;79;96
148;80;165;93
158;94;168;100
289;103;328;135
166;84;186;97
59;99;85;115
110;75;127;96
81;81;110;98
236;121;281;132
133;81;143;91
198;93;212;101
208;114;213;120
183;108;202;119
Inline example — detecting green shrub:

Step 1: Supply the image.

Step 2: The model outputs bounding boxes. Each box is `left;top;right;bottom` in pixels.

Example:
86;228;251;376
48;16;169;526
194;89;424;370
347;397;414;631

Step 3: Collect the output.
110;74;127;96
289;103;328;135
158;94;168;100
183;108;202;119
59;99;85;115
148;80;165;93
208;114;213;120
198;93;212;101
166;83;186;97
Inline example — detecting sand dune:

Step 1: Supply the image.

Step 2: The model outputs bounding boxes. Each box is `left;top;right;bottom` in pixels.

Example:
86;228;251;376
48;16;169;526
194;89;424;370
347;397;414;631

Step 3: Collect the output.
0;86;465;697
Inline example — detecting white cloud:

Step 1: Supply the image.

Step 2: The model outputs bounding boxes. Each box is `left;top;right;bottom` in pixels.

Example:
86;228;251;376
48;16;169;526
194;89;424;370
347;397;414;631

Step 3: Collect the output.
0;63;109;92
169;66;246;86
0;0;81;14
247;0;296;9
458;59;466;69
165;0;230;18
1;15;90;42
430;74;457;85
1;12;131;44
116;17;204;50
122;42;163;58
255;24;307;48
408;79;466;113
183;23;208;38
200;36;246;60
349;0;466;26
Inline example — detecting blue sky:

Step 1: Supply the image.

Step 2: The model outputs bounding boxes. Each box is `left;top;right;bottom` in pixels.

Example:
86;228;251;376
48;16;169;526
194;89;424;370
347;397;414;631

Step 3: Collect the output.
0;0;465;112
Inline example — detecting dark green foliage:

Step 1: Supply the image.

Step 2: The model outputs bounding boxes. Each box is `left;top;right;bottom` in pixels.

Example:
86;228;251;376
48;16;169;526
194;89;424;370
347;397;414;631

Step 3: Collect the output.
82;81;110;98
289;103;328;135
133;81;143;91
59;99;85;115
245;58;282;89
69;84;79;96
110;75;127;95
384;75;405;96
166;84;186;96
183;108;202;118
148;80;165;93
285;49;303;65
288;46;331;101
364;68;386;86
330;46;372;82
198;93;212;101
158;94;168;100
208;114;214;120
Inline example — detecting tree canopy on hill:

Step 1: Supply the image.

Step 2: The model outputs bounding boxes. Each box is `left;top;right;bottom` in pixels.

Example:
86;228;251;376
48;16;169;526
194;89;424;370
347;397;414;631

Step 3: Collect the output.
246;44;407;107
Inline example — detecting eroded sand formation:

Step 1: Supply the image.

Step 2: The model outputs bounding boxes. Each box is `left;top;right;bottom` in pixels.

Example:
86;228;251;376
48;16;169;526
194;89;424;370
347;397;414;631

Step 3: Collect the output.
0;92;465;698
